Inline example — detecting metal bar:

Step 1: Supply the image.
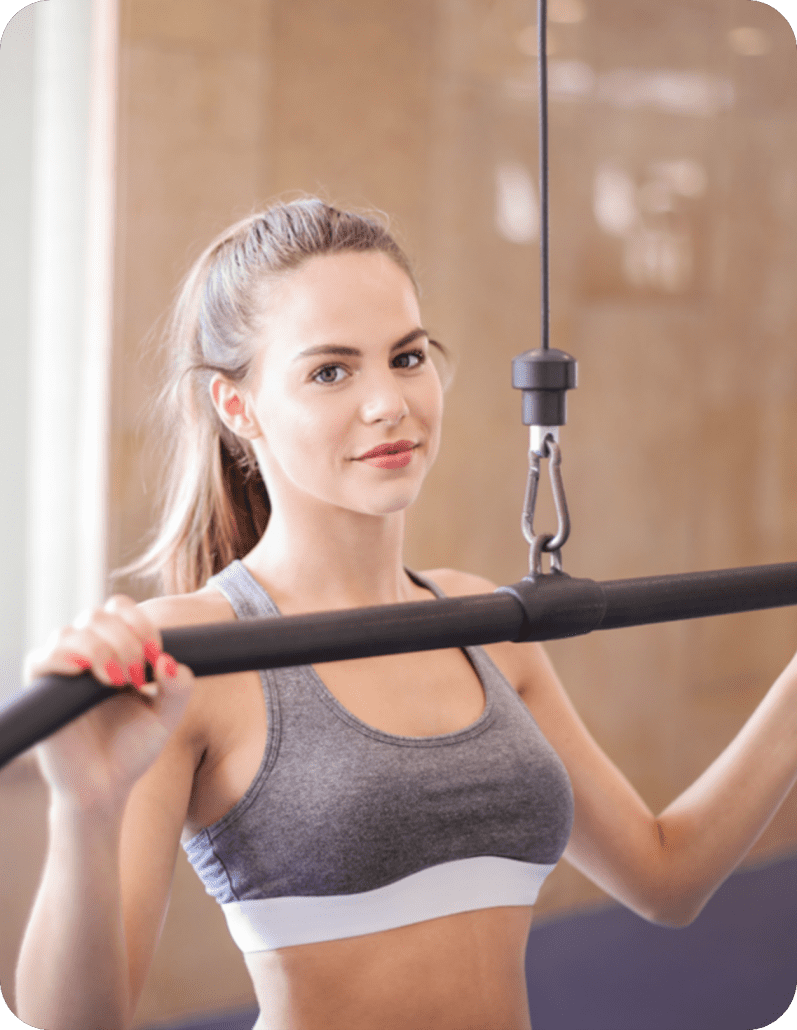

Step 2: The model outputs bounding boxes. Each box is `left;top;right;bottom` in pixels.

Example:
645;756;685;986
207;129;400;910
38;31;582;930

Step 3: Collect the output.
598;563;797;630
2;562;796;770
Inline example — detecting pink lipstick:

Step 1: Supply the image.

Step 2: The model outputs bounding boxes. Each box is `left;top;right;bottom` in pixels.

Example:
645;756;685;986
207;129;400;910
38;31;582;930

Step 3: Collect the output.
357;440;416;469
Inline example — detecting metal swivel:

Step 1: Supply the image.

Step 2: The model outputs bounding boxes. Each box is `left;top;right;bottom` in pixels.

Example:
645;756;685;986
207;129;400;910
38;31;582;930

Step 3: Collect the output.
512;347;577;456
512;347;577;575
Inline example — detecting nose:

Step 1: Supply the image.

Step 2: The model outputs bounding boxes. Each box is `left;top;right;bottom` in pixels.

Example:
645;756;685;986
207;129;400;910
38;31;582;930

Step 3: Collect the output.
359;370;410;426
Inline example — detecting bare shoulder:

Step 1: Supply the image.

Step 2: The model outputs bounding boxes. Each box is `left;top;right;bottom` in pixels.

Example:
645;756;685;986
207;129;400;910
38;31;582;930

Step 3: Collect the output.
137;583;234;630
419;567;499;597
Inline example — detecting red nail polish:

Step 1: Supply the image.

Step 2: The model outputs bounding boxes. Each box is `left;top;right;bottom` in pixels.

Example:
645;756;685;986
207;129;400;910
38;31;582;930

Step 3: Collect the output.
144;641;161;665
164;655;178;678
128;662;145;688
66;653;92;670
105;660;126;686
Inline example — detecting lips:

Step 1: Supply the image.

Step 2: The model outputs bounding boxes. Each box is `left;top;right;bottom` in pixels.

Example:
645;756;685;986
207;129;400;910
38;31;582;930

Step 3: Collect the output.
357;440;416;460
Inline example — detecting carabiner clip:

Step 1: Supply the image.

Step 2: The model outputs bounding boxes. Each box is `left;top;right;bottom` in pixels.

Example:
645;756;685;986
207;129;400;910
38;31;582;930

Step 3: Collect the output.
521;436;571;577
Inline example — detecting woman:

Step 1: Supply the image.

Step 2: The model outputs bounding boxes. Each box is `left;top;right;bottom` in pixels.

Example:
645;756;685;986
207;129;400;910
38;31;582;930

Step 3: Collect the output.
16;199;797;1030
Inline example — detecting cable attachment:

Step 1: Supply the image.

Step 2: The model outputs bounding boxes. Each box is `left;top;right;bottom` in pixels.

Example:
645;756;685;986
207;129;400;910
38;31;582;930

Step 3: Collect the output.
512;346;577;576
521;435;571;577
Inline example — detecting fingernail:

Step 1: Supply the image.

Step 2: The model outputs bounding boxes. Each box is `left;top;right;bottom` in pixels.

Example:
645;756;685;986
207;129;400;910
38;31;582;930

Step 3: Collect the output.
144;641;161;665
139;681;158;698
128;662;145;689
66;653;92;670
104;660;126;686
164;655;178;678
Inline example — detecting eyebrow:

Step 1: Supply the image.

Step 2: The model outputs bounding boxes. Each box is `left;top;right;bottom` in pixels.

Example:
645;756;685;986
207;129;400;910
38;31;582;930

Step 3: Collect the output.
294;328;429;361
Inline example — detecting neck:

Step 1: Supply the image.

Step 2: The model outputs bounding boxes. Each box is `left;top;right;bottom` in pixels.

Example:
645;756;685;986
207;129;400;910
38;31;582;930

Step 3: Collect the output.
242;503;419;613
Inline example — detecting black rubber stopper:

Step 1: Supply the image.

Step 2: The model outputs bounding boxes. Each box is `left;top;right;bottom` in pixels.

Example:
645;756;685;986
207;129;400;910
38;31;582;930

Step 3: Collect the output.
512;348;577;426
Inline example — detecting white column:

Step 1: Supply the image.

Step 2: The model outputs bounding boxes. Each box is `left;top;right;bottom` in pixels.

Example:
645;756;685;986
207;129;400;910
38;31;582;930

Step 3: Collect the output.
77;0;117;613
24;0;117;664
0;3;36;702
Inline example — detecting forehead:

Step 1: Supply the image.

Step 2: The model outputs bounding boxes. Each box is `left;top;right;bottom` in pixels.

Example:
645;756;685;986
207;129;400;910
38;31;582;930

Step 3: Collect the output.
263;251;420;340
246;251;423;391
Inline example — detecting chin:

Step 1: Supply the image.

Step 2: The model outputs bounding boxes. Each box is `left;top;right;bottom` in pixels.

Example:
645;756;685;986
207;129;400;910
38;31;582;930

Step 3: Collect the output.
381;501;414;515
362;490;420;517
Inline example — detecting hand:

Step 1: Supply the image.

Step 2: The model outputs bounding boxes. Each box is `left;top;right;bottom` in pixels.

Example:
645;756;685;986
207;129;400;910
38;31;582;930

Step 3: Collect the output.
23;595;195;811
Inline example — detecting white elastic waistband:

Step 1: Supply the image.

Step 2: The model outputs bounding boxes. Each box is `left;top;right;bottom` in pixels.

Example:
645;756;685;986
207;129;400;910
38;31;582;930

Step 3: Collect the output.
222;855;555;952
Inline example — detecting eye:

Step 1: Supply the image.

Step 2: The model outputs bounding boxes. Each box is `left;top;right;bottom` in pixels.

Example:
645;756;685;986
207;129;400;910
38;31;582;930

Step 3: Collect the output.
312;364;348;385
393;349;426;370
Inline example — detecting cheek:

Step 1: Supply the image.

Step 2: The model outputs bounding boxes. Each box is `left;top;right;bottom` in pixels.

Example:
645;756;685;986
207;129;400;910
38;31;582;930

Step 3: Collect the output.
266;392;351;463
259;391;308;455
418;373;444;432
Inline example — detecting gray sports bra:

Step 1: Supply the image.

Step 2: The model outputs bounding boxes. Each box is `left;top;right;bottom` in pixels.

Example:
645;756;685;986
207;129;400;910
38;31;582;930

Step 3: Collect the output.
182;560;574;952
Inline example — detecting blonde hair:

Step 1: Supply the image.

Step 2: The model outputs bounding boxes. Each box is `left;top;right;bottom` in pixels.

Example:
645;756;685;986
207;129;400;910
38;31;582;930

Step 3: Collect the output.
110;198;428;597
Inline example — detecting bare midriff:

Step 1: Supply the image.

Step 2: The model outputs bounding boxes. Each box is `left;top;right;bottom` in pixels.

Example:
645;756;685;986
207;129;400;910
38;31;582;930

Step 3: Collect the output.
244;905;534;1030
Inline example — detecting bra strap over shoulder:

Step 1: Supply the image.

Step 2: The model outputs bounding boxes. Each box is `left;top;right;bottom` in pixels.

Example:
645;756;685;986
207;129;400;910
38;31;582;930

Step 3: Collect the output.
206;560;281;621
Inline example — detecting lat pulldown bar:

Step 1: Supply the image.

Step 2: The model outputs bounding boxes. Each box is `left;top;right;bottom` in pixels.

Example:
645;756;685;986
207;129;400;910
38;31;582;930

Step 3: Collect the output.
2;561;796;770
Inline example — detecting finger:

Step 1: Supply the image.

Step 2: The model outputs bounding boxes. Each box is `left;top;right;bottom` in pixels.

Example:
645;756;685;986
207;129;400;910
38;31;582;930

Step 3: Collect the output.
25;596;165;695
76;601;165;690
40;621;145;692
23;644;101;687
72;596;164;681
52;629;130;689
104;595;164;668
143;654;195;723
75;614;146;688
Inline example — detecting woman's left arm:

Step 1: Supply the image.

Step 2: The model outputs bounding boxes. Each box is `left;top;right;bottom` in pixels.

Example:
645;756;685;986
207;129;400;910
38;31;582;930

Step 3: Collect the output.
510;636;797;928
431;569;797;927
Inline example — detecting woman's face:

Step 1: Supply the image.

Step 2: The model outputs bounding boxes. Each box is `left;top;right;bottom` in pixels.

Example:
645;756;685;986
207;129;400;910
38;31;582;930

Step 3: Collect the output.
228;250;443;522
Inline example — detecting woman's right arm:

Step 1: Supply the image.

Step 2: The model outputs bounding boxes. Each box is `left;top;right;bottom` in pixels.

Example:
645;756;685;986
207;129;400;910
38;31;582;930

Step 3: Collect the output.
14;595;197;1030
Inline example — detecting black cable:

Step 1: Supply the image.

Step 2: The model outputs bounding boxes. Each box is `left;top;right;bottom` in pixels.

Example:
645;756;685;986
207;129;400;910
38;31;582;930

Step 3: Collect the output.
538;0;549;350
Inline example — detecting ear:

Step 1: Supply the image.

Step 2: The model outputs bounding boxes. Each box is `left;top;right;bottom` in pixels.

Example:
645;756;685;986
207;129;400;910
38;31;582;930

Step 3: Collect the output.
210;374;262;440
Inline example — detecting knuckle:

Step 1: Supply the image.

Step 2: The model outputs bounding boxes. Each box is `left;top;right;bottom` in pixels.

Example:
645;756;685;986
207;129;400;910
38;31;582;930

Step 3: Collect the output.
73;605;106;631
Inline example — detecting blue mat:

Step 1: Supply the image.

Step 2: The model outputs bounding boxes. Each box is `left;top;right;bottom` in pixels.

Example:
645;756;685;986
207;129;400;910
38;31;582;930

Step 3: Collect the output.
525;854;797;1030
145;855;797;1030
144;1009;258;1030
